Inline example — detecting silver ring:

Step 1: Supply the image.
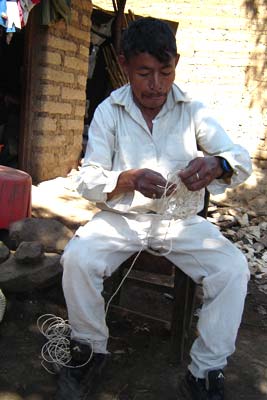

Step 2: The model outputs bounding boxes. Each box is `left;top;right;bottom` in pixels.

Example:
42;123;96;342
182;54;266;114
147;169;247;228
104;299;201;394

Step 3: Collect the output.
196;172;200;180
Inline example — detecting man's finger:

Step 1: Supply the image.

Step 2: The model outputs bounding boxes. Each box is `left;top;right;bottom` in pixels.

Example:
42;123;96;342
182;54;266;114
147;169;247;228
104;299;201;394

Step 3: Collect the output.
179;162;199;179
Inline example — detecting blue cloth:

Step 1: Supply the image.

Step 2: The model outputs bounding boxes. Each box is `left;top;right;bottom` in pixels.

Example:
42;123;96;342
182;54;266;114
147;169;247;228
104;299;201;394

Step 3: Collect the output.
0;0;7;28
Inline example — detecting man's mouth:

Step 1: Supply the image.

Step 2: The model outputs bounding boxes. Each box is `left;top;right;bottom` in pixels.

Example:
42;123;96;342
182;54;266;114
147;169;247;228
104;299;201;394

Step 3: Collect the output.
144;93;165;99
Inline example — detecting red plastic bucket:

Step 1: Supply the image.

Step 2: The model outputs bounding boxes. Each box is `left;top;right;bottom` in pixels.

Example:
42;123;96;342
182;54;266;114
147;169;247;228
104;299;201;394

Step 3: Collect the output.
0;165;32;229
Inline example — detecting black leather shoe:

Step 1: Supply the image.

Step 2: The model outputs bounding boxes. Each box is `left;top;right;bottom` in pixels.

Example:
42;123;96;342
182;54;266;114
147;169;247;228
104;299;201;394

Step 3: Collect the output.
55;339;108;400
180;370;224;400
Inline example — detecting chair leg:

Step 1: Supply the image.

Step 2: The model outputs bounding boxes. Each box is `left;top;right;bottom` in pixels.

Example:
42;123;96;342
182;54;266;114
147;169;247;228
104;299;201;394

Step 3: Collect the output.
171;268;196;363
186;278;197;332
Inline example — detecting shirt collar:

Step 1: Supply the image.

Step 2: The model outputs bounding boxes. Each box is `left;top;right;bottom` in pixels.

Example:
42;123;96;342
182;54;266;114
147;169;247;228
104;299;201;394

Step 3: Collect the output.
110;83;192;111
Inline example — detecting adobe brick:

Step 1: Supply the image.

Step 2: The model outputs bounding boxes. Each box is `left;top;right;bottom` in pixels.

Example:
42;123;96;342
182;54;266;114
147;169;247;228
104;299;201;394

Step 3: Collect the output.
40;67;74;84
75;105;86;117
40;84;61;96
34;117;57;131
62;87;86;101
37;100;72;115
46;35;77;53
64;56;88;73
77;74;87;87
67;26;90;43
79;44;89;58
42;51;62;66
59;118;84;130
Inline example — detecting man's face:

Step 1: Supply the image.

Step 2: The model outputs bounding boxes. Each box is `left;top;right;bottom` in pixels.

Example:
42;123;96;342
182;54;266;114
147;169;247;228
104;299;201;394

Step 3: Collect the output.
120;52;179;112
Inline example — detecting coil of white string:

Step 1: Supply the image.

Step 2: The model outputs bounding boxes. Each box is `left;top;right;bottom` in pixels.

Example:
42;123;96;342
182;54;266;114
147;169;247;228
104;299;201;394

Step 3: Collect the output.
37;314;93;374
37;314;71;373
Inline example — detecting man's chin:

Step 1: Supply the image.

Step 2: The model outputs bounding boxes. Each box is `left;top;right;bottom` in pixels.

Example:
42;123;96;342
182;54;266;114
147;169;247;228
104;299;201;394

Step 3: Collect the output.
142;98;166;110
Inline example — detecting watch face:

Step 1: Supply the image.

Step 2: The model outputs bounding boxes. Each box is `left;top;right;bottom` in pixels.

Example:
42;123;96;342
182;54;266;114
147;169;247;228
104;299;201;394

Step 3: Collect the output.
216;157;233;179
221;158;232;174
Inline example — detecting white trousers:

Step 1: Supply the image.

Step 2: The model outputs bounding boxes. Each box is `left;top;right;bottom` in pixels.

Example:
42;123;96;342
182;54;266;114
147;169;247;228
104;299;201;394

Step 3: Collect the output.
61;211;249;378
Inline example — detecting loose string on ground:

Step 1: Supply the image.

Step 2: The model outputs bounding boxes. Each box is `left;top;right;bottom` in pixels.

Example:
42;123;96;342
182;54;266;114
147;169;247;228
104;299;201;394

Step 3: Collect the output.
37;314;93;374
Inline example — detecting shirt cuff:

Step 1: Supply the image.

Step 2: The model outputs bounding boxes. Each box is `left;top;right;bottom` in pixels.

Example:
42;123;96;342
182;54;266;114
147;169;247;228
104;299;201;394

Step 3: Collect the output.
102;170;122;193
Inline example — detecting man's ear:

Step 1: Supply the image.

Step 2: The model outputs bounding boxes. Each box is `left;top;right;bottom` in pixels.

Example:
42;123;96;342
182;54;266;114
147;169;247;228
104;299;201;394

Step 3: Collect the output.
175;53;180;66
118;54;128;75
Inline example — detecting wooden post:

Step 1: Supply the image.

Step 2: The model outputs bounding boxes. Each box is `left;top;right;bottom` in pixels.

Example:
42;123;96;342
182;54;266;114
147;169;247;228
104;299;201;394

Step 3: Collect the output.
113;0;127;54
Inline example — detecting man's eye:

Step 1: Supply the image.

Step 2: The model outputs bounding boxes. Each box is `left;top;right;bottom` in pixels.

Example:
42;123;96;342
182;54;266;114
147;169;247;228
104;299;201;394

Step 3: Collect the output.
161;71;172;76
138;73;150;77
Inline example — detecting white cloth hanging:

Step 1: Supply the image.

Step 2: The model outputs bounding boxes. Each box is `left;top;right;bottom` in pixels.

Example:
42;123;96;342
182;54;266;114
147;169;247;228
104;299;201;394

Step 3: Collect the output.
6;0;21;32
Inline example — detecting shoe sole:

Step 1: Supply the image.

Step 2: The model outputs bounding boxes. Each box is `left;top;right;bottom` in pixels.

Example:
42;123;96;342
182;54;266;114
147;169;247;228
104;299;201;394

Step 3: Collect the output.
81;356;109;400
179;378;194;400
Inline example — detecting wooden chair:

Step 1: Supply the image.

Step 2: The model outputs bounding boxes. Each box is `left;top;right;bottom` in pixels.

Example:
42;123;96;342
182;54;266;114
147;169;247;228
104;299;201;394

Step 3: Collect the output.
106;190;209;363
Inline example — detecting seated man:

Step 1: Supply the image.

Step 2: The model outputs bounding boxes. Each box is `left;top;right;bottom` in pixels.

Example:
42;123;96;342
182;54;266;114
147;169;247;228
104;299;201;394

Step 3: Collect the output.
56;17;252;400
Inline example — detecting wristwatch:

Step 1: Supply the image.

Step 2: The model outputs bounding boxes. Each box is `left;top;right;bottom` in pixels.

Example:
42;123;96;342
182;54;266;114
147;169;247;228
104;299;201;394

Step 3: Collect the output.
217;157;233;179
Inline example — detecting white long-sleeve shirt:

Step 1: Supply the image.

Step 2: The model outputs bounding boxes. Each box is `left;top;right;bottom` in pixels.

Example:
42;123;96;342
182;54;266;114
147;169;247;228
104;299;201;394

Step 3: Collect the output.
76;83;252;216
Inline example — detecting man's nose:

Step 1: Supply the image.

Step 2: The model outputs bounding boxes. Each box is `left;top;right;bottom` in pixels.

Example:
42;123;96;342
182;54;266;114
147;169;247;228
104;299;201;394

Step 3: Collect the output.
149;73;162;90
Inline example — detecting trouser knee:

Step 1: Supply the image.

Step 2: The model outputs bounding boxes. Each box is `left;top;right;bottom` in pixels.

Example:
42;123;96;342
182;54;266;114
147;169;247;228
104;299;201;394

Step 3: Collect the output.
61;236;107;280
204;249;249;299
229;250;250;282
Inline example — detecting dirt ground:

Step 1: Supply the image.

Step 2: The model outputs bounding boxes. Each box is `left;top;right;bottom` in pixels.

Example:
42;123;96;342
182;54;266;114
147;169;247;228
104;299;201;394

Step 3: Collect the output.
0;263;267;400
1;155;267;399
0;181;267;400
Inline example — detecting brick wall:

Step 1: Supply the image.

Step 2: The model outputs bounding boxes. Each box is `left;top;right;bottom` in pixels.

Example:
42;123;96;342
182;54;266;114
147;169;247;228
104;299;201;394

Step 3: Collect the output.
28;0;92;182
94;0;266;201
168;0;267;202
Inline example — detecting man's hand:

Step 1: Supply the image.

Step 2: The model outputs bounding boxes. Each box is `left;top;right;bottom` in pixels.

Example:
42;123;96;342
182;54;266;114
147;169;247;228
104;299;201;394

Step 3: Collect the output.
107;168;176;200
178;156;223;191
133;168;176;199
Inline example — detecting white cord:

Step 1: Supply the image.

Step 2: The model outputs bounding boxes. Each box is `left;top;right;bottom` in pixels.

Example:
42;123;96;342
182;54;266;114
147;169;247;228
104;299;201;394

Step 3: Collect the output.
156;170;201;219
37;314;93;374
105;246;145;315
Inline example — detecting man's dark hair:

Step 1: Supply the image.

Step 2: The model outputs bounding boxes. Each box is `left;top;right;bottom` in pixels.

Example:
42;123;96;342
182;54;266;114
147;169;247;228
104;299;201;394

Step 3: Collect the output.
121;17;177;63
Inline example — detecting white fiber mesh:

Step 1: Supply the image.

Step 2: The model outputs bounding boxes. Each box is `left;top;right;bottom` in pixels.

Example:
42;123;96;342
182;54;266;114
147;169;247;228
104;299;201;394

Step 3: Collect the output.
155;172;202;219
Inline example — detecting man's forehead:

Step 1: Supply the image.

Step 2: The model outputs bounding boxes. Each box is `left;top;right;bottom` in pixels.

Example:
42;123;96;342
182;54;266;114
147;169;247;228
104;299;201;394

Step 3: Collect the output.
136;64;173;71
127;52;176;67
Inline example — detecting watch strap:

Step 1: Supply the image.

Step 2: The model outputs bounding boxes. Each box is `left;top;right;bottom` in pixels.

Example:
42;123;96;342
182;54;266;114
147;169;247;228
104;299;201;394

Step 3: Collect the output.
217;157;233;179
